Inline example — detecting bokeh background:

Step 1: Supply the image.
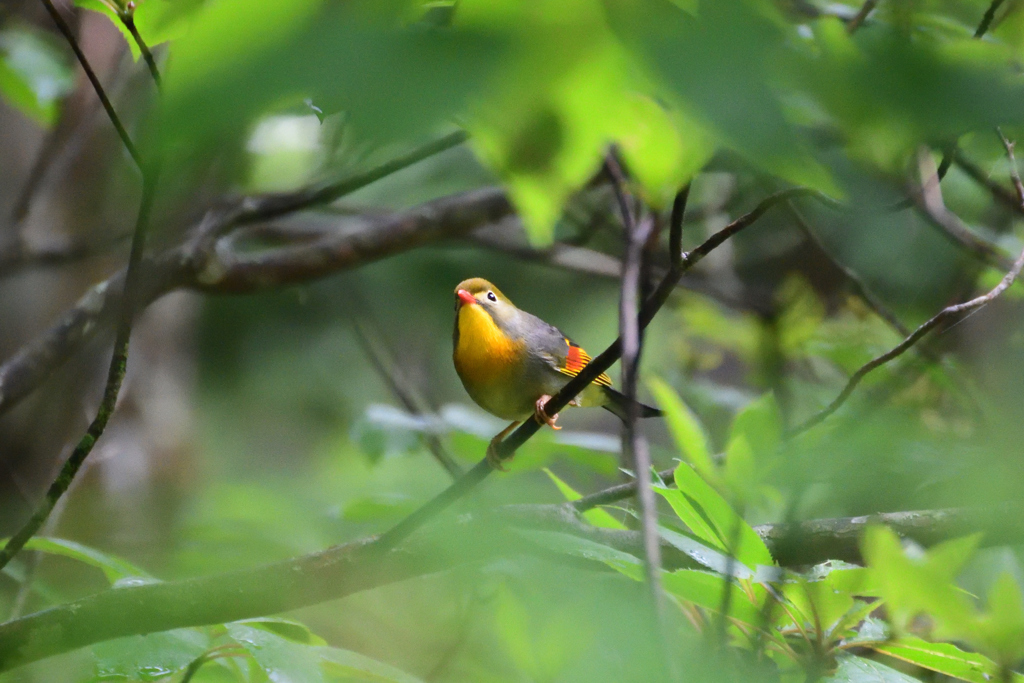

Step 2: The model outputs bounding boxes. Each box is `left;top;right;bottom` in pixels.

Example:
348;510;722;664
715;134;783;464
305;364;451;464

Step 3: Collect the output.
2;0;1024;681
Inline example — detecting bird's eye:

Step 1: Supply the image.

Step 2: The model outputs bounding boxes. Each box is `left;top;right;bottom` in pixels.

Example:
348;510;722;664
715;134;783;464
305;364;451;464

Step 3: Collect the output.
487;291;497;302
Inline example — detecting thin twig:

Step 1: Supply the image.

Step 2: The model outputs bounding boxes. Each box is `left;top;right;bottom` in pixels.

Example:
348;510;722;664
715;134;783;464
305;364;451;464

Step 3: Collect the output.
0;169;158;572
38;0;143;170
975;0;1006;37
787;202;911;337
997;128;1024;205
120;8;161;88
915;148;1016;271
352;319;463;479
607;153;664;609
372;187;832;551
952;150;1024;215
846;0;877;34
792;146;1024;436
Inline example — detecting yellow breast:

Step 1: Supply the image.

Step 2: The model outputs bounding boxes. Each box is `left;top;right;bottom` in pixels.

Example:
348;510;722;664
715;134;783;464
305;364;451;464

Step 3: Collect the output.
454;304;524;392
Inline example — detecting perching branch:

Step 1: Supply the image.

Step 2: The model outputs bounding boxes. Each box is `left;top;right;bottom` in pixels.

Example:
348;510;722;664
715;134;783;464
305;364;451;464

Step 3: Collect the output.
846;0;877;33
372;186;835;551
1;496;1020;672
793;141;1024;434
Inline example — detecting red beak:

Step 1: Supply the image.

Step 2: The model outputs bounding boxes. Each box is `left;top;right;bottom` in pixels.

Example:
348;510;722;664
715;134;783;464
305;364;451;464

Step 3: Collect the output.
457;289;477;306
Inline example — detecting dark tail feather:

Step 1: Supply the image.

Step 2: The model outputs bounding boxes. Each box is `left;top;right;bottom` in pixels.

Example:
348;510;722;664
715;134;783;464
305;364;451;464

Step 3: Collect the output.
600;386;663;421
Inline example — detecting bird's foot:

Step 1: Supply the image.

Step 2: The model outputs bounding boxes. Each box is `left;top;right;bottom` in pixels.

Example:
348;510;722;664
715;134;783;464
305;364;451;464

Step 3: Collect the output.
533;395;561;430
487;421;521;471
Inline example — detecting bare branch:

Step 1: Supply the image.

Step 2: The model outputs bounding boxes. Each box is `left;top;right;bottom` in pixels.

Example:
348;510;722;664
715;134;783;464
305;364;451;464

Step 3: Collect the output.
952;150;1024;215
914;148;1016;271
120;9;162;88
793;151;1024;435
997;128;1024;206
607;152;664;607
975;0;1006;37
0;133;472;418
352;319;463;479
846;0;877;34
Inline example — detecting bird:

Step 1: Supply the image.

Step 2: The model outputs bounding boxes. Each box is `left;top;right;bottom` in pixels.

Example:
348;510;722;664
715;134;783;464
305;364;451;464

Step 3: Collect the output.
452;277;662;469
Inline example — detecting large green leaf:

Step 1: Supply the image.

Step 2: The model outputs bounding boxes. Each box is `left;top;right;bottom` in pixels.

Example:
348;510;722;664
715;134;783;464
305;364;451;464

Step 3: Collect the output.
666;462;776;569
316;646;426;683
826;655;923;683
4;536;150;583
226;623;325;683
660;569;763;626
542;467;626;530
155;0;503;168
871;636;1024;683
92;629;210;681
648;378;718;484
607;0;838;195
862;527;980;642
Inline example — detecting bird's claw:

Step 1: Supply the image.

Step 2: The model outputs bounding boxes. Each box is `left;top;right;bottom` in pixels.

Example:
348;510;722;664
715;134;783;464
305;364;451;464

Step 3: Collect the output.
487;421;520;472
486;437;507;471
533;395;561;430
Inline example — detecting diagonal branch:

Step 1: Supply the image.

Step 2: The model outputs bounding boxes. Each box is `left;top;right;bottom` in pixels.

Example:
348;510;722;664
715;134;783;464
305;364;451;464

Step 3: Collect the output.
352;318;463;479
915;149;1016;271
39;0;143;170
0;168;158;572
792;142;1024;435
372;186;835;551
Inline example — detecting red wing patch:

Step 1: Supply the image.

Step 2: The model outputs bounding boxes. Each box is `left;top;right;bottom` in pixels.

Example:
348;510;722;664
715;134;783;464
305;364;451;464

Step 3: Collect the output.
560;341;612;387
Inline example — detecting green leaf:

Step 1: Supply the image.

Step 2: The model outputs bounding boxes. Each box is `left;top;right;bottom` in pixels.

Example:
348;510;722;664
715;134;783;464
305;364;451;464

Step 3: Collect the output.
92;629;210;681
862;527;979;642
227;623;325;683
658;525;753;579
652;479;725;553
0;26;74;126
826;655;923;683
978;572;1024;665
7;536;150;583
871;636;1024;683
648;377;718;483
542;468;627;529
607;0;840;196
512;529;643;577
667;462;776;569
316;646;426;683
235;618;327;646
660;569;763;626
157;0;503;172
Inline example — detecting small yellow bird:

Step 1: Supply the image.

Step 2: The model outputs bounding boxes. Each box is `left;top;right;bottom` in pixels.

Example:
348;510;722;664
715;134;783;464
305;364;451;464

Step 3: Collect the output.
452;277;661;468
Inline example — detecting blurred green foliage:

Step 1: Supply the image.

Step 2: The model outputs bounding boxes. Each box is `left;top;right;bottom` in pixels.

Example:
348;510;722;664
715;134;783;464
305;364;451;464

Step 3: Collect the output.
5;0;1024;681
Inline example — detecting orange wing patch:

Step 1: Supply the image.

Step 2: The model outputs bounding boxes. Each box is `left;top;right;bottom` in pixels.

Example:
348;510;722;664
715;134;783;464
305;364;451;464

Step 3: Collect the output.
561;340;612;387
